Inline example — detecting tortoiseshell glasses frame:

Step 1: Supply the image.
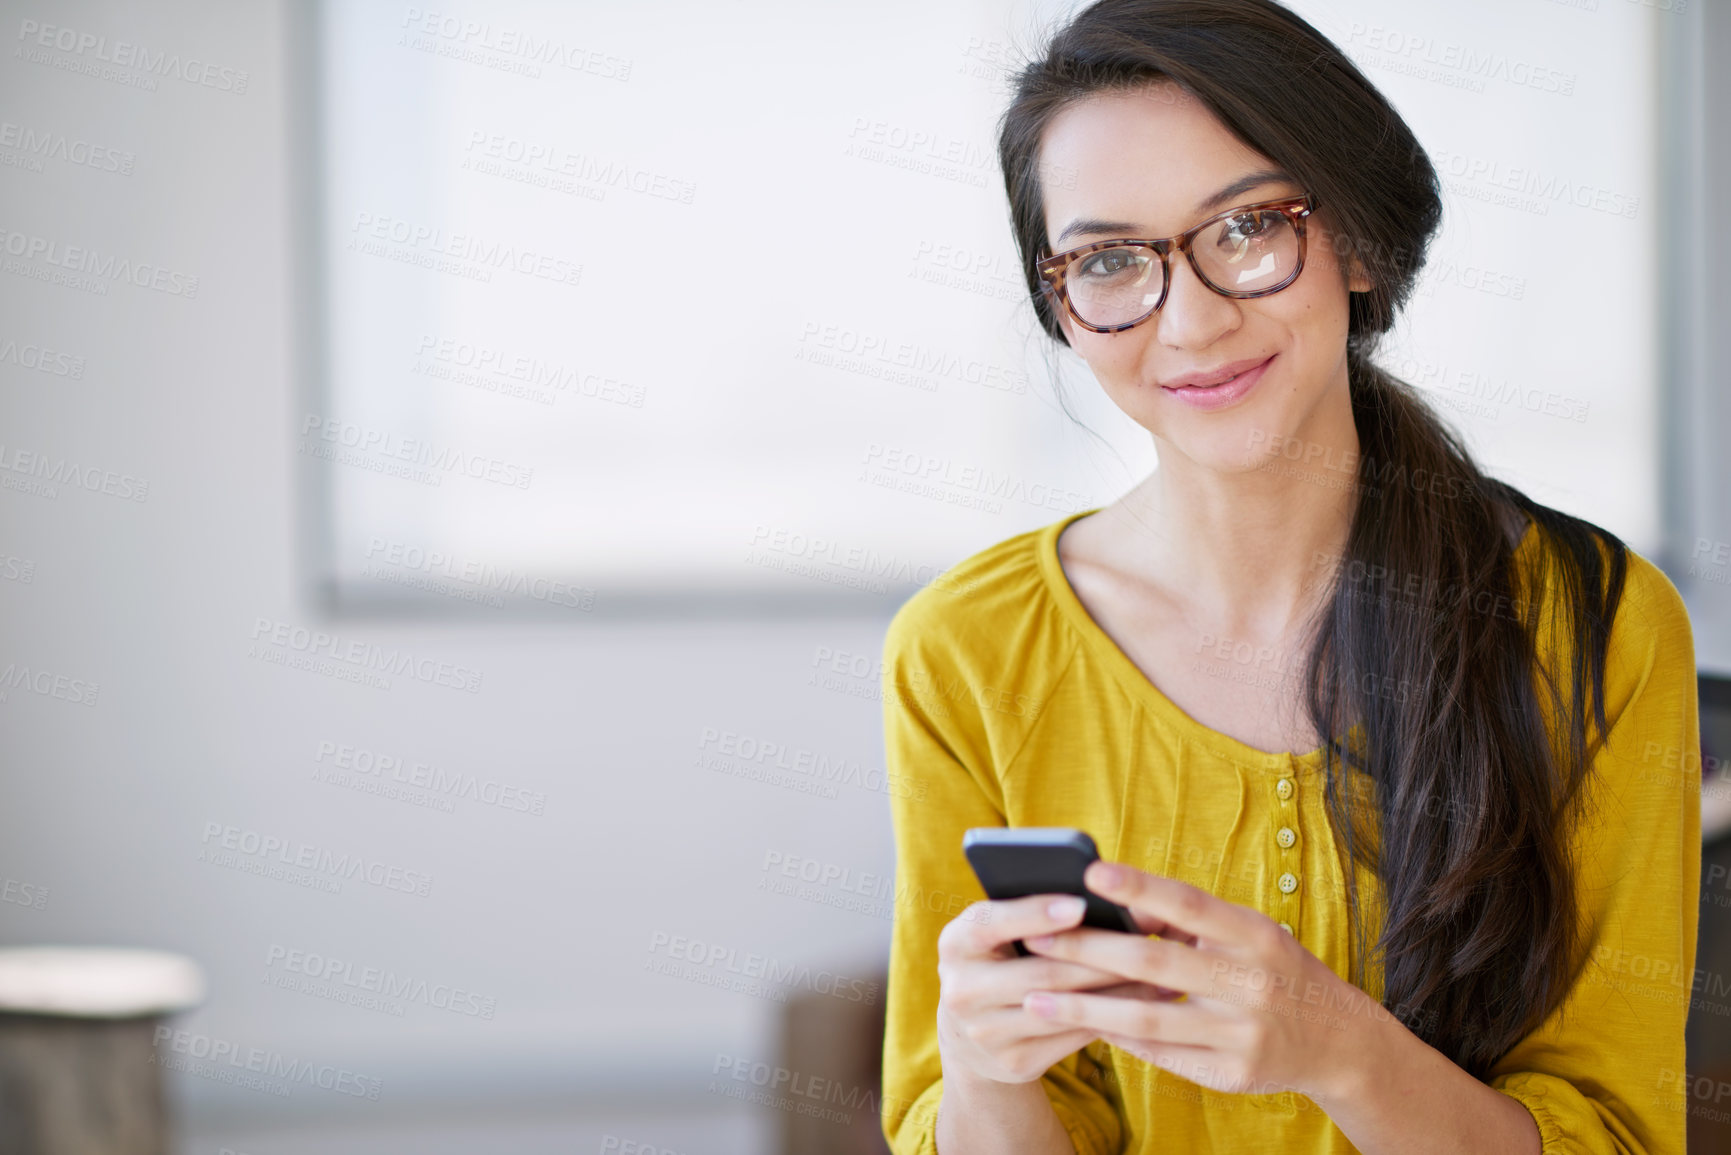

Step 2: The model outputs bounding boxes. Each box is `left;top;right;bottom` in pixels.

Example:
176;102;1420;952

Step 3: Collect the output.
1036;195;1316;334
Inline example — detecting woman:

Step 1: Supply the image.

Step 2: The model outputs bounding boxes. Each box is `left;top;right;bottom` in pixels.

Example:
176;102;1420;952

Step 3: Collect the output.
877;1;1701;1152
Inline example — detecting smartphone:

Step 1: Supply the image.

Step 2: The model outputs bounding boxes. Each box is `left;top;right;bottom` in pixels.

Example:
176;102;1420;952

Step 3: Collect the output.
962;827;1140;957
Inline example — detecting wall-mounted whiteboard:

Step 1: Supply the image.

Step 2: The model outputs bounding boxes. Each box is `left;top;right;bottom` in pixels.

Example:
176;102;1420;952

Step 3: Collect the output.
310;0;1658;615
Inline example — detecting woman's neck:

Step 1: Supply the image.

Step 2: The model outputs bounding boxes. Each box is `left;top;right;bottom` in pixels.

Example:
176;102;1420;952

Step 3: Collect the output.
1116;412;1360;639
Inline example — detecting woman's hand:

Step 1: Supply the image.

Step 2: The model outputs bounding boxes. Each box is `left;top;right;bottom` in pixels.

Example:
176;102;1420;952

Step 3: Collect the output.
934;892;1173;1086
1019;860;1378;1103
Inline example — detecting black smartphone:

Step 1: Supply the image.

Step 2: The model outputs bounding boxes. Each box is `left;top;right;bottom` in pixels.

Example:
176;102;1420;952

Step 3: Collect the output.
962;827;1141;957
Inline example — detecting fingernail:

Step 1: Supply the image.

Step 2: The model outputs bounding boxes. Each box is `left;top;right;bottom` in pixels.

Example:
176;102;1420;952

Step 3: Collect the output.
1092;863;1123;888
1048;896;1085;920
1026;993;1057;1017
1026;934;1056;951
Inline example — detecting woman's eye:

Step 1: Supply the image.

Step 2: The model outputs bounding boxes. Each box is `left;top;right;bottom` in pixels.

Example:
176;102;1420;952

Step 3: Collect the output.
1219;213;1275;248
1078;248;1139;277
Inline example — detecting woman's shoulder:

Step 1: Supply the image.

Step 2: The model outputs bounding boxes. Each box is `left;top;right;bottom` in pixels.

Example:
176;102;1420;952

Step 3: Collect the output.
1611;545;1691;642
882;513;1081;683
1518;517;1691;643
1603;542;1695;719
1518;516;1695;726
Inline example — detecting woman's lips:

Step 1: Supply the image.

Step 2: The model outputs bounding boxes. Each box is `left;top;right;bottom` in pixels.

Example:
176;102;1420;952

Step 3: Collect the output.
1159;355;1274;410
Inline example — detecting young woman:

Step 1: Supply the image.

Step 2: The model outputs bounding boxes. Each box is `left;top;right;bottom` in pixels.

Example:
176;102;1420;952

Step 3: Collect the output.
877;1;1701;1152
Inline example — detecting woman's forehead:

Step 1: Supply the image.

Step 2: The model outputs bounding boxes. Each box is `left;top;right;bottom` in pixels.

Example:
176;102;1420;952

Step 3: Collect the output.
1039;86;1282;240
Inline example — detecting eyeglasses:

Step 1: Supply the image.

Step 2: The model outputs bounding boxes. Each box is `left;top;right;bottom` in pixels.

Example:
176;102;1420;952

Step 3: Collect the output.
1037;195;1315;334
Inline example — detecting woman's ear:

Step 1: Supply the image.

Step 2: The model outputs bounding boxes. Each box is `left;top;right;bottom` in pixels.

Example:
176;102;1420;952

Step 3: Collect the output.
1321;218;1375;294
1347;255;1374;294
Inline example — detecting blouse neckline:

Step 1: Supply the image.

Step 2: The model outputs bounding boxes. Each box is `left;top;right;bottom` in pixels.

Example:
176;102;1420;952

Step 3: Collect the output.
1037;505;1334;775
1037;505;1543;778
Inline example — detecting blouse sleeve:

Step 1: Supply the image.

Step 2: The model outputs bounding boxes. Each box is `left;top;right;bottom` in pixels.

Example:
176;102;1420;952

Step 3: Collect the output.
877;605;1125;1155
1485;554;1702;1155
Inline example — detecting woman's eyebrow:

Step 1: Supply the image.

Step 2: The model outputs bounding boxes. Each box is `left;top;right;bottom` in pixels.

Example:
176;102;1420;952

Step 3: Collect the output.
1053;168;1294;247
1194;169;1293;215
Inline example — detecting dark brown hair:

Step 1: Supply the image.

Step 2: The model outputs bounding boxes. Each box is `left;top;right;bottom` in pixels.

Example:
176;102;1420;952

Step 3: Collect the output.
998;0;1628;1079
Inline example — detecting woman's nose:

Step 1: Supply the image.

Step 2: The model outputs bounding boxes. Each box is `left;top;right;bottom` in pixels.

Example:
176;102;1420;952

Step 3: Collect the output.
1154;253;1242;351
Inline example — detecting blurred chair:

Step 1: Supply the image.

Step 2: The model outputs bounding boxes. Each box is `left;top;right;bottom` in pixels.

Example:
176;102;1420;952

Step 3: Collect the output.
778;964;892;1155
0;948;204;1155
1690;673;1731;1154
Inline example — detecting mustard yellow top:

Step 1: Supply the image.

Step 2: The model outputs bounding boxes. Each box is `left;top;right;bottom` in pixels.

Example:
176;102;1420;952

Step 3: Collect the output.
879;507;1701;1155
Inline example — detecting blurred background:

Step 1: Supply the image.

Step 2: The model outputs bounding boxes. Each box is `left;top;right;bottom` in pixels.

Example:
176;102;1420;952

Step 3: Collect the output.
1;0;1728;1152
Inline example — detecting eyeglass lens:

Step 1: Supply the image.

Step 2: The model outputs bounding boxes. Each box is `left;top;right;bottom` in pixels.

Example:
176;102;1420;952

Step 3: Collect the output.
1062;208;1301;328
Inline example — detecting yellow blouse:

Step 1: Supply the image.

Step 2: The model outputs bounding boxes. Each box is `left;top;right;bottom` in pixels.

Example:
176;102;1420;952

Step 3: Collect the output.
878;506;1701;1154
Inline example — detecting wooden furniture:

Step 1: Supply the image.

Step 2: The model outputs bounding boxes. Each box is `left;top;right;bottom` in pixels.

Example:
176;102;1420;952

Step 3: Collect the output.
1691;674;1731;1153
0;948;204;1155
778;966;893;1155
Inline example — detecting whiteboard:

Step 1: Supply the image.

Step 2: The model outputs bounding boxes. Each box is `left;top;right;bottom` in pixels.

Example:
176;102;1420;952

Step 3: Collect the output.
310;0;1657;614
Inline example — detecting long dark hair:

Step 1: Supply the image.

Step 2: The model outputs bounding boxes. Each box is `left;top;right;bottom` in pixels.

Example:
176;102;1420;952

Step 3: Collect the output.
998;0;1629;1079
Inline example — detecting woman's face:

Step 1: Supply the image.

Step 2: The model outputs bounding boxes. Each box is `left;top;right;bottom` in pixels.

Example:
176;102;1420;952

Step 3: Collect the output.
1038;82;1370;474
